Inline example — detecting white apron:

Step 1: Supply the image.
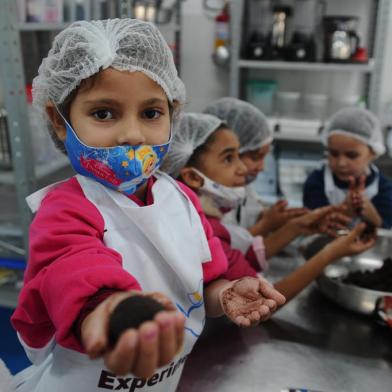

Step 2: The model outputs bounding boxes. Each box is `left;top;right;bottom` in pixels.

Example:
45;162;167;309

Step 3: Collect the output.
222;184;264;252
324;165;379;205
14;172;211;392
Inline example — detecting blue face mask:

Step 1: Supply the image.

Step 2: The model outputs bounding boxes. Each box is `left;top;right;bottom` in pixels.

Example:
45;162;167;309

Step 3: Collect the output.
63;118;170;196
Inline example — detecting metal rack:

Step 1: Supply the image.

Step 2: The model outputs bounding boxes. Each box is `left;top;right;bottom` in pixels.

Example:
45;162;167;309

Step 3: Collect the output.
229;0;391;142
0;0;183;263
228;0;391;203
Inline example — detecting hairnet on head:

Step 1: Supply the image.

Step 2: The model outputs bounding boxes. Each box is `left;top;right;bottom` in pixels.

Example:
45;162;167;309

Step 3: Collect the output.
323;107;385;156
162;113;223;178
204;97;272;153
32;18;185;150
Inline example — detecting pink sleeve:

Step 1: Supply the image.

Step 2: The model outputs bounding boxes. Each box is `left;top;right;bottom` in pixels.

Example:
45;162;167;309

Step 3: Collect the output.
11;178;141;352
207;217;258;280
246;236;268;272
177;182;228;283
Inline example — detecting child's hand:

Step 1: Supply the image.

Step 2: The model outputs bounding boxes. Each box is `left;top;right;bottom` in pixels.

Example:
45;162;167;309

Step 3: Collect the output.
291;206;350;237
324;222;376;260
349;175;366;216
219;277;285;327
260;200;308;232
81;291;185;378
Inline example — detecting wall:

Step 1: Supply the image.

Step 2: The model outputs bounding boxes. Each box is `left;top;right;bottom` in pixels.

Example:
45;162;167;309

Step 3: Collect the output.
180;0;229;112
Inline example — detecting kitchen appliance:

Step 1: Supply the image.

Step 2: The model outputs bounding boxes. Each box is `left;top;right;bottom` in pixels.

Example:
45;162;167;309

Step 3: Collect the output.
270;5;292;59
323;16;360;62
244;0;273;60
285;0;325;61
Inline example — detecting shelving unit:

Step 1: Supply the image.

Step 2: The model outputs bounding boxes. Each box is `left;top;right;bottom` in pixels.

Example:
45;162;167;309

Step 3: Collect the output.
229;0;391;201
18;22;69;31
0;0;183;287
238;59;375;72
229;0;391;133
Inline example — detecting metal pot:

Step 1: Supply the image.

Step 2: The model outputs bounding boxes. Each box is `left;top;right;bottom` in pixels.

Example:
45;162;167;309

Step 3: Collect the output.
317;229;392;315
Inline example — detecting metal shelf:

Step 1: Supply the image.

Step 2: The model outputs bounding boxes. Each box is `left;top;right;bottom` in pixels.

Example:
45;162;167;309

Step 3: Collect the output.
0;283;20;308
266;117;323;143
238;59;375;73
0;156;69;185
273;132;322;143
18;22;70;31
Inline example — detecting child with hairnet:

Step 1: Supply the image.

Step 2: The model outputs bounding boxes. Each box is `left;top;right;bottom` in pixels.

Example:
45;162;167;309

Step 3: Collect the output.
10;19;285;392
161;112;374;302
303;107;392;228
204;97;307;244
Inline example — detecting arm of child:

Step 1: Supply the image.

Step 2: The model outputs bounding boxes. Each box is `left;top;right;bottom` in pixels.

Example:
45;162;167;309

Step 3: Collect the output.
273;223;375;302
11;179;142;351
263;206;350;259
81;291;185;379
248;200;307;237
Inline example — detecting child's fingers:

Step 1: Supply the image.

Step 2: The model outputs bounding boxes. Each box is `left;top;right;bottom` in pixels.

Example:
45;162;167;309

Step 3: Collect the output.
155;311;177;367
359;175;366;191
256;304;272;323
174;312;185;355
249;310;261;323
258;279;286;306
264;298;278;312
148;292;176;311
81;302;111;358
234;315;250;327
104;329;138;376
274;199;288;210
132;321;159;380
349;222;366;239
348;176;356;190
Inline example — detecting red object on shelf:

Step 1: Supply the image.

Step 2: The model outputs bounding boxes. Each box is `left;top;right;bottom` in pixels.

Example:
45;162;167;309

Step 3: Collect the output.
352;47;369;63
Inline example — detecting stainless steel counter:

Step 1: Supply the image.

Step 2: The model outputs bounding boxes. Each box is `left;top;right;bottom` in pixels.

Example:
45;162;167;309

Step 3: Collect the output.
178;253;392;392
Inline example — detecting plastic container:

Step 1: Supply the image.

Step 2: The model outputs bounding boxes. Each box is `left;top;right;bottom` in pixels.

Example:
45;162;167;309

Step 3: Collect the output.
246;80;277;116
328;94;361;116
276;91;301;118
303;93;328;120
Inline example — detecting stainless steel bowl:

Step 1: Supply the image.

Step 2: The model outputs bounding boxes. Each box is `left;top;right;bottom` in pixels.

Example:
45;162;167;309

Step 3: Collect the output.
317;229;392;315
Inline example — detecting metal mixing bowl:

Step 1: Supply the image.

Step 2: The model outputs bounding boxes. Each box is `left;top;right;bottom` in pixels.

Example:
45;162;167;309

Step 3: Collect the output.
317;229;392;315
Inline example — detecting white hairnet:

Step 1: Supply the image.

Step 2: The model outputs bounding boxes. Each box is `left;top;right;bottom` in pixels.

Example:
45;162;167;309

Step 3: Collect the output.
32;18;185;150
204;97;272;153
162;112;223;178
323;107;385;156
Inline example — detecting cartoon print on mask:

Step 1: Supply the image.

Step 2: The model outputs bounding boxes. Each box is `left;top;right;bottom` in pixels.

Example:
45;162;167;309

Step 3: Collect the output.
64;120;170;195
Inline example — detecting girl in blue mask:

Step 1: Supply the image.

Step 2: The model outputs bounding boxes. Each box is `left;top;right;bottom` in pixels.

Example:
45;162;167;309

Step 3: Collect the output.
11;19;285;392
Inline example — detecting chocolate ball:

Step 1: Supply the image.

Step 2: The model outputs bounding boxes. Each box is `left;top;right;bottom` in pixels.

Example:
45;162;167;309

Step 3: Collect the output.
109;296;165;346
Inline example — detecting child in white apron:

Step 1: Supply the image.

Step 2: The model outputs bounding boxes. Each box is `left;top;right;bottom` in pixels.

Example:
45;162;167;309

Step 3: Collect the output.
303;107;392;228
162;112;375;302
204;97;307;238
10;19;286;392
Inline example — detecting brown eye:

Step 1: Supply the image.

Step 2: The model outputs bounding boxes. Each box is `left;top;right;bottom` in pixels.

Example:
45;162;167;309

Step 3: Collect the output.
93;109;113;120
144;109;162;120
346;152;359;159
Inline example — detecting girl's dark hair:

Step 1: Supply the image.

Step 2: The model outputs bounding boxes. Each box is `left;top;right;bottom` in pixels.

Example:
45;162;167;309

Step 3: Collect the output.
177;124;227;183
186;124;227;168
